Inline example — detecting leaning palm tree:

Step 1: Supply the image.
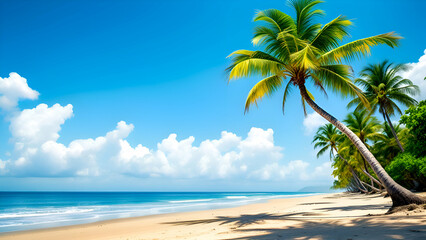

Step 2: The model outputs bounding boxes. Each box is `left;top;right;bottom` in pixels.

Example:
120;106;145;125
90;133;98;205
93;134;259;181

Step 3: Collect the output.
313;124;368;193
374;122;409;165
344;110;385;189
348;61;419;152
226;0;425;206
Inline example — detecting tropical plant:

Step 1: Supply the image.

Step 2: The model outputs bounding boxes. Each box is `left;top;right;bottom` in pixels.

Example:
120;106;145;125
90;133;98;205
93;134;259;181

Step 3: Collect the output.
343;110;384;147
313;124;368;192
312;124;341;159
343;110;385;189
400;100;426;157
348;61;419;152
373;122;409;165
226;0;425;206
386;153;426;191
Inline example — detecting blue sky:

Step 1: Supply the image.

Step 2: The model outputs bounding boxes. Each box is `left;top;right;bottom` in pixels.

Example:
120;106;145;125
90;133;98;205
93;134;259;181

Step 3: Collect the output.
0;0;425;191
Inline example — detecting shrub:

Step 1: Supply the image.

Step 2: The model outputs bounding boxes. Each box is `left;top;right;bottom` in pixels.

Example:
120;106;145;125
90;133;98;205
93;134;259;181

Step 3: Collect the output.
400;100;426;157
386;152;426;191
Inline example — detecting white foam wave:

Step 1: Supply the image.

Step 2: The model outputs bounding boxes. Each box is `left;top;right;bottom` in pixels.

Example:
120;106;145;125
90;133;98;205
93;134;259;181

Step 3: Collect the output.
226;196;248;199
168;199;213;203
0;208;95;219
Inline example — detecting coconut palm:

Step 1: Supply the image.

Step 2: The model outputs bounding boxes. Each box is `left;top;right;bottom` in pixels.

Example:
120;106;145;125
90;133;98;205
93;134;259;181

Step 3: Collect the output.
343;110;385;189
312;124;341;159
226;0;425;206
313;124;368;192
344;110;384;148
348;61;419;152
374;122;409;165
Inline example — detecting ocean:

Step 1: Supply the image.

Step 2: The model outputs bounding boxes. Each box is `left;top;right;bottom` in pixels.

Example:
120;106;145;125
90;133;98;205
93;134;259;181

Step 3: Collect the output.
0;192;317;233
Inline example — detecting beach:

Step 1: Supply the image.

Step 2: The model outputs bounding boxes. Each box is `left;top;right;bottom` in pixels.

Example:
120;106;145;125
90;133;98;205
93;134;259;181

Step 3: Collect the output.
1;192;425;240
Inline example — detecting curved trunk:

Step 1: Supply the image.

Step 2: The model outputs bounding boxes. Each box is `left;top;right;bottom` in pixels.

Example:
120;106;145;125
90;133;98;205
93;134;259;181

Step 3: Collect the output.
299;85;425;207
361;169;384;188
334;151;368;193
360;180;382;193
383;109;404;152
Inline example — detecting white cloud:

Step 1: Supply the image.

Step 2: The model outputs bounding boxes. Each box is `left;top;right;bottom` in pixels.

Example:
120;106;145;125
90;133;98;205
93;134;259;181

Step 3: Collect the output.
116;127;287;179
402;49;426;101
1;103;330;181
303;112;327;135
0;73;333;185
5;103;133;177
0;73;39;111
10;103;73;146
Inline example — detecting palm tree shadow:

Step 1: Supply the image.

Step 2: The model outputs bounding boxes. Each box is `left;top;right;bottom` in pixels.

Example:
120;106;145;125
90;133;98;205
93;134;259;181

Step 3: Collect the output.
164;212;307;228
227;216;426;240
314;203;390;212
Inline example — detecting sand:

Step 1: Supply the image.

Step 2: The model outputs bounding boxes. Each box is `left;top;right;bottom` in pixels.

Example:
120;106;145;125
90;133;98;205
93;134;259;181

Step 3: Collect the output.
1;192;425;240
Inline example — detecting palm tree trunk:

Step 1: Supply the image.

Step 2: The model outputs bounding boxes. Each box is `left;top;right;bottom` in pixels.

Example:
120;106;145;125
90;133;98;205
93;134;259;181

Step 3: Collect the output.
361;169;384;188
383;109;404;152
360;180;381;193
299;85;425;207
334;151;368;193
355;177;369;193
351;169;368;193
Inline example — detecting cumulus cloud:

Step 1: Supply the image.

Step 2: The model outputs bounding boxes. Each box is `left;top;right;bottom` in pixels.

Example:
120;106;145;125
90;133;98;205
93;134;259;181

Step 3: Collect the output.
10;104;73;147
401;49;426;101
303;112;327;135
1;103;330;181
0;73;39;111
116;127;284;179
0;72;333;184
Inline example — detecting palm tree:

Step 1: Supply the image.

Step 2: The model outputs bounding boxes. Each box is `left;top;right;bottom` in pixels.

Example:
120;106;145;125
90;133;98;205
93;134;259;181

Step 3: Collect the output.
344;110;385;189
226;0;425;206
374;122;409;165
344;110;384;148
348;61;419;152
313;124;368;192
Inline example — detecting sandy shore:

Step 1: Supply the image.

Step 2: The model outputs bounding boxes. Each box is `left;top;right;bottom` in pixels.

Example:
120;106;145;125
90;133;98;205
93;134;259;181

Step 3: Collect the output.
1;192;425;240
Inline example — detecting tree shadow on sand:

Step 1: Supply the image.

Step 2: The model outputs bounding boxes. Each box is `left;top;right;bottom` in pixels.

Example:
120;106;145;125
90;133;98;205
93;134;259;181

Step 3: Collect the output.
164;213;305;228
313;203;390;212
164;212;426;239
227;216;426;240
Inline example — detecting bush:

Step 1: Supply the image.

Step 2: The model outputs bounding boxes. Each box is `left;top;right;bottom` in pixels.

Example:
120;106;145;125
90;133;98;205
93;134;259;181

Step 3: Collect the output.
385;152;426;191
400;100;426;157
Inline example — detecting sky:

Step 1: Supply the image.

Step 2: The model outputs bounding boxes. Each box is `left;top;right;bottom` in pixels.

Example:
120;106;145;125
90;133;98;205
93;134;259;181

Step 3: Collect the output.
0;0;425;192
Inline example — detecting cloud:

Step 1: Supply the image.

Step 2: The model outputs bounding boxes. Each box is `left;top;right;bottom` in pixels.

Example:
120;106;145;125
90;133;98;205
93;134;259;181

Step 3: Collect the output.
0;73;39;111
116;127;284;179
401;49;426;101
4;103;133;177
0;72;333;184
1;103;330;182
303;112;327;135
10;103;73;146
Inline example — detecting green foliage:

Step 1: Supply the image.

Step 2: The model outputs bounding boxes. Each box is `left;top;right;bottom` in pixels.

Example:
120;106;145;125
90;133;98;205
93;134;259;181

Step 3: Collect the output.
385;153;426;190
227;0;400;113
373;122;409;166
348;61;419;117
400;100;426;157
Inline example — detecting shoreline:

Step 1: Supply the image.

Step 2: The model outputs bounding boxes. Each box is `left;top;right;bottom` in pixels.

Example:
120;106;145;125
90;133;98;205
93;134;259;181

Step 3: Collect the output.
1;192;425;240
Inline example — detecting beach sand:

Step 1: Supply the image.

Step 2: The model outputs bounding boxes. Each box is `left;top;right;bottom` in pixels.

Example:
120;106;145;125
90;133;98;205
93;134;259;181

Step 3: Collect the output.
1;192;425;240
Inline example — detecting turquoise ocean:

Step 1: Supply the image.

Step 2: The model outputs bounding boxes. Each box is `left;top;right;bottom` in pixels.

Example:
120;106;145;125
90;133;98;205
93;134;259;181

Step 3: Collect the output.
0;192;318;233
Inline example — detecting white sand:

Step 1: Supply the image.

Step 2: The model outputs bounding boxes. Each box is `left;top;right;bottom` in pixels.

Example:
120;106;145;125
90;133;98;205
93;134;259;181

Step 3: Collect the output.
1;192;425;240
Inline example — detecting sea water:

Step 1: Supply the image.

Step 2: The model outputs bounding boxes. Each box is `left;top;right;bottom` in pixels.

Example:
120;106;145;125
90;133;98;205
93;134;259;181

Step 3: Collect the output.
0;192;317;233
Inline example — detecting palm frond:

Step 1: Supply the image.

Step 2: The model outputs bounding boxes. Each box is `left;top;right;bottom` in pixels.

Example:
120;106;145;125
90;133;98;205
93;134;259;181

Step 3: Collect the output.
245;75;284;112
227;50;285;80
311;15;352;51
320;32;401;64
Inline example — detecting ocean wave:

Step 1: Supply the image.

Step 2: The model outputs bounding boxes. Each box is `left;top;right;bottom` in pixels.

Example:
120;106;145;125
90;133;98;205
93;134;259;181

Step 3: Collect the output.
226;196;248;199
0;208;95;219
168;199;213;203
0;223;23;228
